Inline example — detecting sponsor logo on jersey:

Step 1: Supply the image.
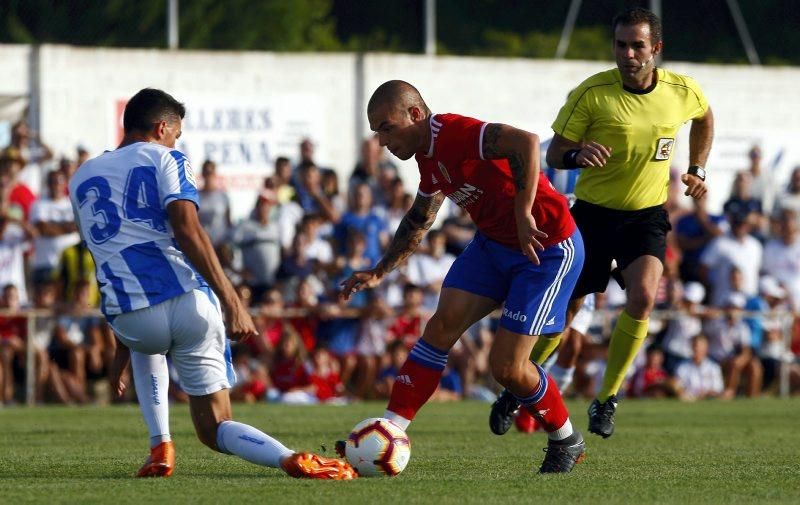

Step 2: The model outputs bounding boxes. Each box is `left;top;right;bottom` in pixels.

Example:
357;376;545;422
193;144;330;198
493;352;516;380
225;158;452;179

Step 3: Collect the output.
654;137;675;161
431;173;438;185
545;316;556;326
447;182;484;207
502;306;528;322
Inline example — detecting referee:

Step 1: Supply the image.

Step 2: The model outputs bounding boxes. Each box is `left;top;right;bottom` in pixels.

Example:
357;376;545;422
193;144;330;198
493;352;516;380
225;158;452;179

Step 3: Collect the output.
548;7;712;438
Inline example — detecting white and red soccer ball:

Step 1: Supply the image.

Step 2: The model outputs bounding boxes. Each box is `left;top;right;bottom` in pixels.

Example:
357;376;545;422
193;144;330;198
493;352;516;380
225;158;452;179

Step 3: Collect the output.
345;418;411;477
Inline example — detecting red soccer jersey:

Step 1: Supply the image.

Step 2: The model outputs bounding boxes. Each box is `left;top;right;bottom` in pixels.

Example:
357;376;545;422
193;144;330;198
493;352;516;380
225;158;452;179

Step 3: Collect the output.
415;113;575;249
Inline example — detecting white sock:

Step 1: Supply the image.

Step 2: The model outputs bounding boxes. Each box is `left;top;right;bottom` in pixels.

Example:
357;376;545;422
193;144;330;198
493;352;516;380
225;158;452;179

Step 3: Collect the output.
549;364;575;392
383;410;411;431
131;352;171;448
216;420;294;468
548;418;574;441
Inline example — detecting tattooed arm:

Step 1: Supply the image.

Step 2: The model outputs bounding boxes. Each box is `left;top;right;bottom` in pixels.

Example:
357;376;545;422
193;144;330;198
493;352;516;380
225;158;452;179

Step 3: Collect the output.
481;123;548;264
339;191;445;301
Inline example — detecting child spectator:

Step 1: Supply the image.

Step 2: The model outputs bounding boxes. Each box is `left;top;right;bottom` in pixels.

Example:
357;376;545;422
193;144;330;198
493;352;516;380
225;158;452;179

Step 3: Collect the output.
661;281;707;374
375;340;408;399
629;347;672;398
229;345;270;404
675;334;724;401
308;347;345;403
388;284;431;350
354;292;393;399
269;329;315;404
287;277;320;352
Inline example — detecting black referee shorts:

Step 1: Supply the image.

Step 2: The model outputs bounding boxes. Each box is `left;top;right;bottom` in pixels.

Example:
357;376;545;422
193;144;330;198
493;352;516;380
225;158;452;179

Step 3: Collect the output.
570;199;671;299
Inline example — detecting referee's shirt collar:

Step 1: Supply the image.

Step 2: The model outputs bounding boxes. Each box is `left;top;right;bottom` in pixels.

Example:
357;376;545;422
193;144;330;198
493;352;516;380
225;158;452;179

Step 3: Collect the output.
622;68;659;95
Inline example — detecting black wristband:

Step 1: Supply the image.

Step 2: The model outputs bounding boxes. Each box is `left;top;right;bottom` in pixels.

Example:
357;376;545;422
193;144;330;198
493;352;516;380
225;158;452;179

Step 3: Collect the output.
562;149;581;169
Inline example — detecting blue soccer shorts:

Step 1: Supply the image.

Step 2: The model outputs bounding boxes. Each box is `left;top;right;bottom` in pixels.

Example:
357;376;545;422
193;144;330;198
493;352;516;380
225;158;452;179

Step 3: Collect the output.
442;229;584;336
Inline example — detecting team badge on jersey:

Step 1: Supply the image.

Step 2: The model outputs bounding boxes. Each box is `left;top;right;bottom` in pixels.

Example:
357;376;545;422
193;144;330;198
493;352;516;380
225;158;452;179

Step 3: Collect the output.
437;162;452;183
654;138;675;161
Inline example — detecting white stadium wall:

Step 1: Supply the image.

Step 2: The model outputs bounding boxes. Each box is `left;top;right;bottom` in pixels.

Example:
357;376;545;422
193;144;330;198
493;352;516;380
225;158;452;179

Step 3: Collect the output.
2;44;798;217
0;45;32;144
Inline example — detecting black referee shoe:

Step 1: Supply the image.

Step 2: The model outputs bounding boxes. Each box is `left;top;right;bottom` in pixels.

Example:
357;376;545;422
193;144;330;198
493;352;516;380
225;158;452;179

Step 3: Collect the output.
489;389;520;435
587;395;618;438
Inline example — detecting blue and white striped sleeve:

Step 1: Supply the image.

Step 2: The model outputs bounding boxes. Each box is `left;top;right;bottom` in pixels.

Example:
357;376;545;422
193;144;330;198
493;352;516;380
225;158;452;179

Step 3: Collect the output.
158;150;199;209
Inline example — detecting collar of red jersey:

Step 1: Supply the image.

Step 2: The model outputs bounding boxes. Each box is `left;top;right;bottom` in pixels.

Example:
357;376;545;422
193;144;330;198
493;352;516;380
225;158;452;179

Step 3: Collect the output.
424;114;441;159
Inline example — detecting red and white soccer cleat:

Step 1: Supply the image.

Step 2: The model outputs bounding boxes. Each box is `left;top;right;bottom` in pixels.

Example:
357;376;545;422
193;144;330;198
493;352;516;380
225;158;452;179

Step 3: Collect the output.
280;452;358;480
137;441;176;478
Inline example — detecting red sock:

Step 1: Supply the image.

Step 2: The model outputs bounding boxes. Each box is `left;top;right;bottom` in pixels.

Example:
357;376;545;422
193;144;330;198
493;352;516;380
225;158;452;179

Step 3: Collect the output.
522;374;569;433
386;359;443;422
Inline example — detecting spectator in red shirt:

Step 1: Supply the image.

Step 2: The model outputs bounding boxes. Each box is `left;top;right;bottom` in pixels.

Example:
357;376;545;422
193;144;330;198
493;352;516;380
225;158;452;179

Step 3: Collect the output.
308;347;345;403
388;284;431;349
288;277;319;352
628;347;672;398
269;330;314;403
0;148;36;220
250;288;285;362
0;284;25;404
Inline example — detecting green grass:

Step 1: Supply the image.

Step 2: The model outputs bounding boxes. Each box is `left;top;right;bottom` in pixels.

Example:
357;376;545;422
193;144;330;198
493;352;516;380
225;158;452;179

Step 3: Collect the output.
1;399;799;504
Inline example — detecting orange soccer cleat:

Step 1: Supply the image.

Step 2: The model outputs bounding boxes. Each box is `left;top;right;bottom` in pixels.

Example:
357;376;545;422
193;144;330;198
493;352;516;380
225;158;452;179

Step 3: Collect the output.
280;452;357;480
137;441;176;478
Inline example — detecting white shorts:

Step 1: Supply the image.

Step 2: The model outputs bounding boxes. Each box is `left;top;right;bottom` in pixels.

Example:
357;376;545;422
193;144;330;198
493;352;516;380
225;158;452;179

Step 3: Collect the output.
569;294;595;336
111;288;230;396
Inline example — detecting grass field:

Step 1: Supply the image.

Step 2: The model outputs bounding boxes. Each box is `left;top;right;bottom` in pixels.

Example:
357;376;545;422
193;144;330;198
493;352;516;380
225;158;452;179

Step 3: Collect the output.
1;399;798;504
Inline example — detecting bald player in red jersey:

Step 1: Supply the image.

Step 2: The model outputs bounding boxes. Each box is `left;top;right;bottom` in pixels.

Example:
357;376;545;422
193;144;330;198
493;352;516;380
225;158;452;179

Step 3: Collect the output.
339;80;586;474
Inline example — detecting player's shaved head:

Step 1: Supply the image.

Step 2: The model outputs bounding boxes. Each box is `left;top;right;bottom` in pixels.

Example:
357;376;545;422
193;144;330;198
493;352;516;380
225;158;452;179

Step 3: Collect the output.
368;80;431;117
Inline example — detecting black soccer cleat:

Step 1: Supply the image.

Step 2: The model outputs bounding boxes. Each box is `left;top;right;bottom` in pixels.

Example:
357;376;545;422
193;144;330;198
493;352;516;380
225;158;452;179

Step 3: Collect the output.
539;431;586;474
489;389;521;435
587;395;618;438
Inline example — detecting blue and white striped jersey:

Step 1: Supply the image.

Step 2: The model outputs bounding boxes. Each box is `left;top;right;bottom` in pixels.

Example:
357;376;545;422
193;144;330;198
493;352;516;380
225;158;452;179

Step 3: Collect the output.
69;142;208;317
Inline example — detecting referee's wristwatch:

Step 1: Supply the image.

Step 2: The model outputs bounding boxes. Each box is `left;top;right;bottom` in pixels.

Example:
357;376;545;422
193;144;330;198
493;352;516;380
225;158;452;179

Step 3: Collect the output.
687;165;706;181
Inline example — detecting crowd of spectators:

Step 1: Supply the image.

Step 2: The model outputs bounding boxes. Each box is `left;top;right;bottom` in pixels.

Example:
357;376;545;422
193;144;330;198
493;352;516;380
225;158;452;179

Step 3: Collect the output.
1;121;798;406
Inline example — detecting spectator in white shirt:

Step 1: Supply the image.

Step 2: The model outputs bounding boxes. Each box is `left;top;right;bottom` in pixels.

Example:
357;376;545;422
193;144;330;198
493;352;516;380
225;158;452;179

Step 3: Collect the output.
297;214;334;269
675;334;724;401
406;229;456;312
762;208;800;311
700;213;762;307
661;281;708;374
772;166;800;219
232;190;282;303
29;170;80;284
0;172;35;304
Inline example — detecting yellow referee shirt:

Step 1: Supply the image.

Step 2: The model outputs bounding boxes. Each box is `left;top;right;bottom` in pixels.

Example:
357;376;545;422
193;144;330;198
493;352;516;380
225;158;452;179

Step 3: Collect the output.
552;67;708;211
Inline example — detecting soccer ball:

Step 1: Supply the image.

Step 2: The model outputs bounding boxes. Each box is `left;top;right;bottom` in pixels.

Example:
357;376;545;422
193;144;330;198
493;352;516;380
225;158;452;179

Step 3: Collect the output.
345;418;411;477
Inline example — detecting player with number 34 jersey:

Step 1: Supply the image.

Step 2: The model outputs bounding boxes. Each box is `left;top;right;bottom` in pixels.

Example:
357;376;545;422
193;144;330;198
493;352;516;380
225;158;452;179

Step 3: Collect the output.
69;144;206;318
